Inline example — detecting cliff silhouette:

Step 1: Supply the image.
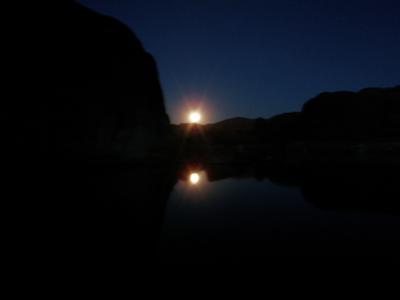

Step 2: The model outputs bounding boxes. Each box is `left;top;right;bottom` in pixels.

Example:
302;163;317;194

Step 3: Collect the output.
8;1;170;164
4;1;173;267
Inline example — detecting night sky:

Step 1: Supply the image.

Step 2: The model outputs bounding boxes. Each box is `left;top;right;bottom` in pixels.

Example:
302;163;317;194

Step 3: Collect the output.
77;0;400;124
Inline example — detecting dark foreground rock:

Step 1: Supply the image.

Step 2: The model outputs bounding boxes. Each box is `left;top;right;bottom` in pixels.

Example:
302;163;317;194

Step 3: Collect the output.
7;0;170;163
4;1;173;268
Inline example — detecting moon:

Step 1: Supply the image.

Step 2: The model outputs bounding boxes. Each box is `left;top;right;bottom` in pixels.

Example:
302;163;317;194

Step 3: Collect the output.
189;172;200;184
188;111;202;123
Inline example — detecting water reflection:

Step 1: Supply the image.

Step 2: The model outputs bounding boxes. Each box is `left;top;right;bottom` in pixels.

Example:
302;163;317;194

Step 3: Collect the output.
175;164;400;216
38;162;399;264
161;164;400;262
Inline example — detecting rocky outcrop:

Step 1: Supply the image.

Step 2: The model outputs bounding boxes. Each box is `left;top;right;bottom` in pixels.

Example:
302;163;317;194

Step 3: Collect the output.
12;1;170;162
302;86;400;140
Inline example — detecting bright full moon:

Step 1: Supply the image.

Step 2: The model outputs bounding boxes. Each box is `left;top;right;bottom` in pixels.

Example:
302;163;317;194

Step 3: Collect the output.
188;111;202;123
189;172;200;185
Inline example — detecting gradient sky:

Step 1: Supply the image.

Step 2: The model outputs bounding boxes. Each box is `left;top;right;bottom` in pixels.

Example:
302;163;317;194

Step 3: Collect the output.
78;0;399;124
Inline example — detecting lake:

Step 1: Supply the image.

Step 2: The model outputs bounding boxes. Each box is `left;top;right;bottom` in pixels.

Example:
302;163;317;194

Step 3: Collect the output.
160;165;400;263
27;163;398;265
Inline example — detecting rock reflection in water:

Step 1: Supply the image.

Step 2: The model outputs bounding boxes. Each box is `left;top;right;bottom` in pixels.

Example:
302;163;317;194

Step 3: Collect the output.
36;162;399;264
161;164;400;263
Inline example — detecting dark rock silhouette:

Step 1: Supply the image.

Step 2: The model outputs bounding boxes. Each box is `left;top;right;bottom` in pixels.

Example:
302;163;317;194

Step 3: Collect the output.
6;1;174;267
302;86;400;140
11;1;170;162
25;163;177;266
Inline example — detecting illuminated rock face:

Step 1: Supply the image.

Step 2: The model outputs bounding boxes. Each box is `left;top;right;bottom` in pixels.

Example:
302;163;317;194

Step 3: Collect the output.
22;1;170;161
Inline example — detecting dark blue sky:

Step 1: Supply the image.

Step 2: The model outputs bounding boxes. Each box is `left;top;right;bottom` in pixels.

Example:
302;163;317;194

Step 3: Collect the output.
78;0;399;123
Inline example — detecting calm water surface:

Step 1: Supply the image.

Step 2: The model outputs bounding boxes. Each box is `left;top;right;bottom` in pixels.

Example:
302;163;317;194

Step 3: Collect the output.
160;168;400;263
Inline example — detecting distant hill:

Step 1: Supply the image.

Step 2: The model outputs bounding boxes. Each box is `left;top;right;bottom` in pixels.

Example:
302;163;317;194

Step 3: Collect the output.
171;85;400;165
204;117;256;131
173;85;400;141
173;117;262;144
176;117;256;130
